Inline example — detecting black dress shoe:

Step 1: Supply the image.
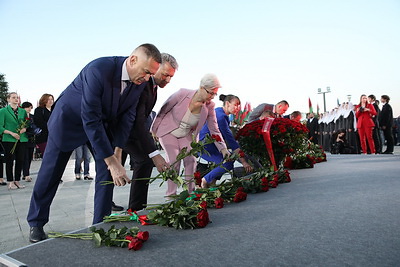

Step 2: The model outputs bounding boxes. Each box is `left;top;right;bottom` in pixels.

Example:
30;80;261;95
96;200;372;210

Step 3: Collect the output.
112;202;124;211
29;226;48;243
382;151;393;154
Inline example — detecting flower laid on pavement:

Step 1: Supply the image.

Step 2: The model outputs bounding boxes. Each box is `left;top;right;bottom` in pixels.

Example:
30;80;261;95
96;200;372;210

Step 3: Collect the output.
146;191;210;229
48;226;149;251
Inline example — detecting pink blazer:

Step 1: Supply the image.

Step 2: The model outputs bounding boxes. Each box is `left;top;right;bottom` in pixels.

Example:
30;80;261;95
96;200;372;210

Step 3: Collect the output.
151;88;227;152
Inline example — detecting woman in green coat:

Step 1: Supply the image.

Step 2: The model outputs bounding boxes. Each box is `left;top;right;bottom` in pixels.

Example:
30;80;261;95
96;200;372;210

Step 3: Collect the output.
0;92;28;190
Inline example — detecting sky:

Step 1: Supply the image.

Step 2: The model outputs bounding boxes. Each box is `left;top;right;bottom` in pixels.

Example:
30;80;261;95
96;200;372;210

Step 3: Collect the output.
1;0;399;117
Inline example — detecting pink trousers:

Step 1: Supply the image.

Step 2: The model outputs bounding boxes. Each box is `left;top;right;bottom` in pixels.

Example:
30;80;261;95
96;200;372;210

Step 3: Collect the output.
159;133;196;196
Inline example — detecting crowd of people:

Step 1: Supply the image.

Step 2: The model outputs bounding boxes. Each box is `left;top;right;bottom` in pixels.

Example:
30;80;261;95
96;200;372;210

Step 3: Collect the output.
0;43;397;245
306;94;398;155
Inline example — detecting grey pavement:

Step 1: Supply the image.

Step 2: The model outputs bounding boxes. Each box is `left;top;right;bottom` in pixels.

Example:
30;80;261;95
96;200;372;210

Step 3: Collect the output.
0;154;169;254
0;146;400;266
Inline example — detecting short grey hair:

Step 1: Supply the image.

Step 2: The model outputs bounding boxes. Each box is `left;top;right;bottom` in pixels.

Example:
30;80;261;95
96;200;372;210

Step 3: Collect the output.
161;53;179;70
200;73;221;90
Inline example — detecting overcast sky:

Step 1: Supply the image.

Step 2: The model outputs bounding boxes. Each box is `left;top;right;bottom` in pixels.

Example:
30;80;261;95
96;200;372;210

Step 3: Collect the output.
1;0;399;117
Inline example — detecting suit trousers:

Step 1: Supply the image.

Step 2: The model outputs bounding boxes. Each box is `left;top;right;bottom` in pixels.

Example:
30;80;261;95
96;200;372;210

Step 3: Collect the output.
27;137;114;227
159;133;196;196
128;153;154;211
382;127;394;153
27;137;73;227
3;141;26;182
357;126;375;154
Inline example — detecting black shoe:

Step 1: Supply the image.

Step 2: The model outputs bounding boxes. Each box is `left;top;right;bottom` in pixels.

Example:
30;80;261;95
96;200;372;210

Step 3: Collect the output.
112;202;124;211
382;151;393;154
29;226;47;243
84;175;93;180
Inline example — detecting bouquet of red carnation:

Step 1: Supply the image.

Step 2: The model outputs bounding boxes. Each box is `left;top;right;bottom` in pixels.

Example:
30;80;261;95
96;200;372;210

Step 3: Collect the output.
236;118;309;167
48;226;149;251
235;170;271;193
196;201;210;228
233;187;247;203
146;192;211;229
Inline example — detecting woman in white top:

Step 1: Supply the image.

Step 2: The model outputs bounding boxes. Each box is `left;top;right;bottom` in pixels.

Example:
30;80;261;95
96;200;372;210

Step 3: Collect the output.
151;74;229;197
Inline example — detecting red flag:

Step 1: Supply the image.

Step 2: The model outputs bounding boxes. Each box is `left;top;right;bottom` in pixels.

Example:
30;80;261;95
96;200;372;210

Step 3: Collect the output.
308;97;313;114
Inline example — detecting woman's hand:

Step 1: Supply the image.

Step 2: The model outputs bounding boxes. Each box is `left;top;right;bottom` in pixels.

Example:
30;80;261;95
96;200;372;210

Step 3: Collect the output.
19;128;27;134
220;148;231;159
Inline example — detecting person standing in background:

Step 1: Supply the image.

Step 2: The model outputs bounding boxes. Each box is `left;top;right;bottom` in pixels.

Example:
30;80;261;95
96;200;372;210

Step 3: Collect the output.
0;93;28;190
306;112;319;144
74;144;93;180
379;95;394;154
34;94;54;156
21;102;40;182
355;94;376;154
368;95;381;154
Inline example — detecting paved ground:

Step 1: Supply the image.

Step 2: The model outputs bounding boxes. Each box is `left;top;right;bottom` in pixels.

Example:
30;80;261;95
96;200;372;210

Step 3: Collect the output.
0;154;169;254
0;146;399;266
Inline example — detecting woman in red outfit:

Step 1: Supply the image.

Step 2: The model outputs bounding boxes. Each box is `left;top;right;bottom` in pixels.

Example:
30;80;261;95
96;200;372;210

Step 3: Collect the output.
355;94;376;154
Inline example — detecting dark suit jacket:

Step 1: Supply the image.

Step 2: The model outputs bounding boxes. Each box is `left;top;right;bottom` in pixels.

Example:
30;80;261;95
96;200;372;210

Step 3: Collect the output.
33;107;51;144
48;56;146;160
124;77;158;157
379;103;393;128
307;117;319;139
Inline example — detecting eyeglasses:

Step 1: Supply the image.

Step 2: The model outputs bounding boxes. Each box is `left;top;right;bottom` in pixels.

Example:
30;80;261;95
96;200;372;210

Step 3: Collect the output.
203;88;218;96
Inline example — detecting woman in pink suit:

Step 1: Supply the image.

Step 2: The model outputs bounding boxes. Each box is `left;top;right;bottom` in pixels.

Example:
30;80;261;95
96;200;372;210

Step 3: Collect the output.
151;73;229;197
355;94;377;154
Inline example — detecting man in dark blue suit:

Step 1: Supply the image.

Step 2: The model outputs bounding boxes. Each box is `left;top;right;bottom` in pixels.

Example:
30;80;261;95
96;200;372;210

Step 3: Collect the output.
27;43;161;243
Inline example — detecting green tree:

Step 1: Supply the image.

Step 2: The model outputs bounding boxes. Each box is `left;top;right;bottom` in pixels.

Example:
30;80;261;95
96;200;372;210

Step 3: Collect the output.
0;73;9;107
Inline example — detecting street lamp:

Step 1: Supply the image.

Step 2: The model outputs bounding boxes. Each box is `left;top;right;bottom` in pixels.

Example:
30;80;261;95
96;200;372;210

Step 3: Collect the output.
318;86;331;112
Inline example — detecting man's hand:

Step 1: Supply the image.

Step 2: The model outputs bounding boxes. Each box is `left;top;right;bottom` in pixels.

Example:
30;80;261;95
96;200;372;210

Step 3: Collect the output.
152;154;170;173
104;154;130;186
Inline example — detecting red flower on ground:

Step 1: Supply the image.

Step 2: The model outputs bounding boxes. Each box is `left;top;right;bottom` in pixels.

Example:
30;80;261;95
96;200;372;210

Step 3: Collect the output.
233;188;247;202
128;238;143;251
200;201;208;209
211;134;222;142
193;171;202;186
261;186;269;192
214;197;224;209
136;231;149;242
196;209;210;228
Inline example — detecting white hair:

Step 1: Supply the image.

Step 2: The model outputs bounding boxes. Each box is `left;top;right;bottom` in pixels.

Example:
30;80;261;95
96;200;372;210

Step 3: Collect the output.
200;73;221;90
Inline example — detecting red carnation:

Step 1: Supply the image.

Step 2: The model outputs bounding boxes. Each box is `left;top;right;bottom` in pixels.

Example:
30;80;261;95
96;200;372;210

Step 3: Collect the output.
193;171;202;186
261;186;269;192
196;209;210;228
261;177;269;186
268;180;278;188
233;190;247;203
136;231;149;242
200;201;208;209
128;238;143;251
211;134;222;142
238;150;245;158
214;197;224;209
